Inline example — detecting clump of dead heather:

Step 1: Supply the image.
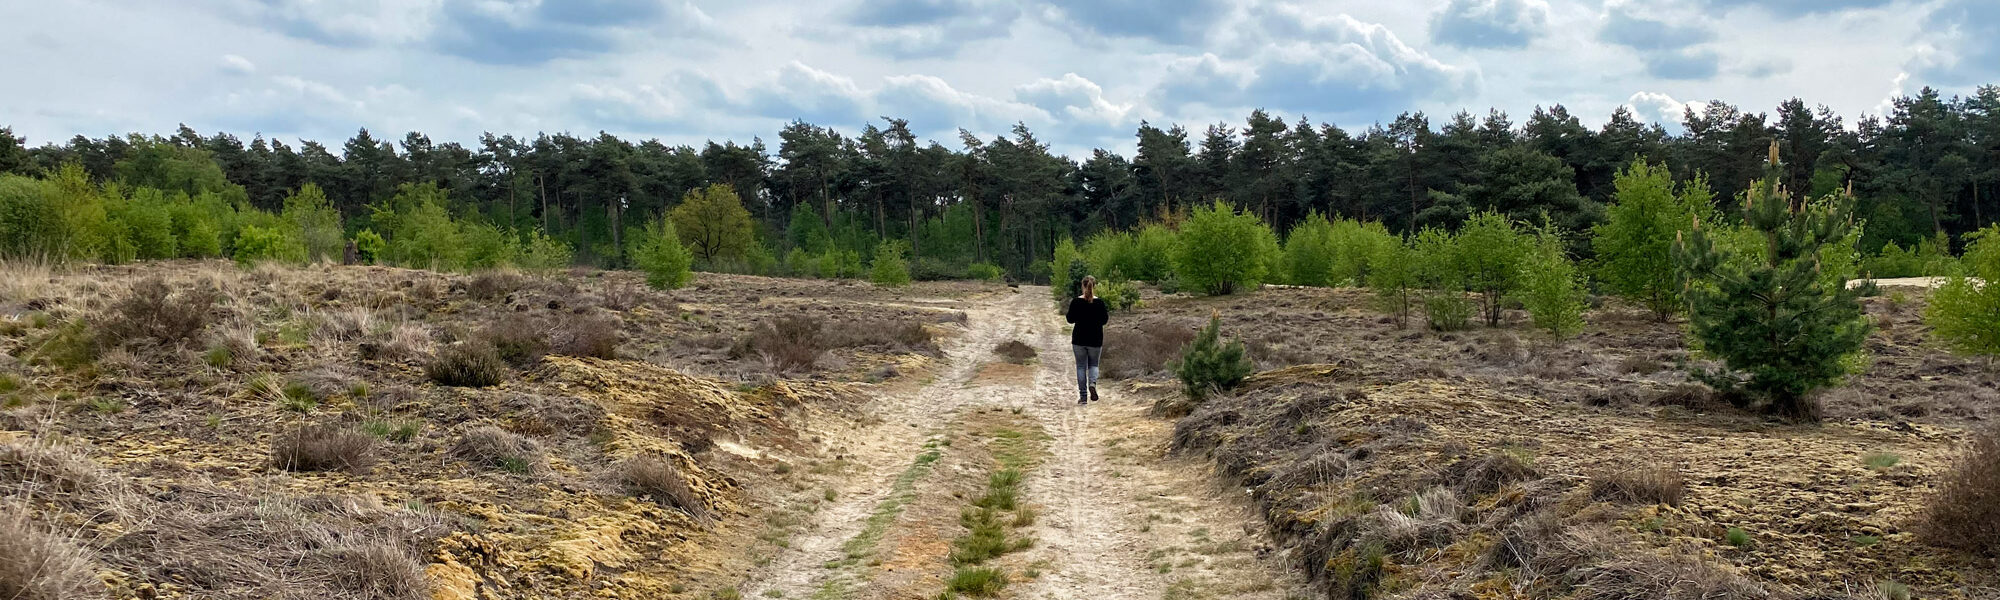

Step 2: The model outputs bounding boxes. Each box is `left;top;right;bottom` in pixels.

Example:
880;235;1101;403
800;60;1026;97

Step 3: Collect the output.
1921;425;2000;557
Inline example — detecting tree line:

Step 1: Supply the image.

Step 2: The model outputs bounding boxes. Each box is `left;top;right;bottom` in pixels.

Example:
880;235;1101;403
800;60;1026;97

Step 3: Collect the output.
3;85;2000;279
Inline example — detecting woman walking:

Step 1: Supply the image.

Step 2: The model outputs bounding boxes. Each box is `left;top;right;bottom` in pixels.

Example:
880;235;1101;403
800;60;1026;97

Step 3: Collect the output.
1065;275;1109;405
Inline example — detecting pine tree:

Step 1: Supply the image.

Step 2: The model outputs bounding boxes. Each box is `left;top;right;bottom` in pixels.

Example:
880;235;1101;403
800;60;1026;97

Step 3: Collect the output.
1171;313;1253;402
1673;142;1870;419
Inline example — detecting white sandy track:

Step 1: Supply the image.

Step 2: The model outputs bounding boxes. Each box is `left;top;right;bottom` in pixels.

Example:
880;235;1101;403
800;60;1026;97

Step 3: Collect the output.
740;288;1302;600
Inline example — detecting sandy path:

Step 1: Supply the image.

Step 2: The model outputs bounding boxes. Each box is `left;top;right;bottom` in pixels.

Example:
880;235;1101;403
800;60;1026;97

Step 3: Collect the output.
740;288;1300;600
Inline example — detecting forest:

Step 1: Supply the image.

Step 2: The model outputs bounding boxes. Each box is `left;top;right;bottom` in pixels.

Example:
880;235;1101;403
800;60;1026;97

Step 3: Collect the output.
1;85;1997;283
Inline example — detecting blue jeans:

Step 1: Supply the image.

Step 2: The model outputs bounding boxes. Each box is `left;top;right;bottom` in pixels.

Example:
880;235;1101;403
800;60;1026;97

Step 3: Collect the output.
1072;345;1101;396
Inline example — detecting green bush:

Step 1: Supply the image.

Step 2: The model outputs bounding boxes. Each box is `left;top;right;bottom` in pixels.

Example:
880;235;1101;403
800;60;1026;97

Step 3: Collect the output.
282;183;343;263
353;229;386;265
1593;161;1714;320
110;189;177;260
1864;231;1956;279
815;248;862;279
870;240;912;287
630;216;694;290
1330;219;1397;287
1171;315;1253;401
1131;223;1179;282
1926;225;2000;357
1281;211;1340;287
517;230;572;273
1456;211;1533;327
785;247;813;276
232;224;305;266
968;262;1005;282
459;221;517;271
1519;220;1587;339
1173;200;1279;296
1368;236;1417;328
373;182;465;270
1083;230;1140;285
1675;152;1869;419
1051;237;1085;300
1096;279;1141;310
1411;227;1468;331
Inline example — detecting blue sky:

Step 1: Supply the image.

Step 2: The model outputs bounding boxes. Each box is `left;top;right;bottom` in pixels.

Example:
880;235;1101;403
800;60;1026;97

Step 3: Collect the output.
1;0;1994;158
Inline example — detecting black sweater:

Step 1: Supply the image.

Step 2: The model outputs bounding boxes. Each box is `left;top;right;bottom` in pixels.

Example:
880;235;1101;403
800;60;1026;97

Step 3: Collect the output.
1065;296;1109;347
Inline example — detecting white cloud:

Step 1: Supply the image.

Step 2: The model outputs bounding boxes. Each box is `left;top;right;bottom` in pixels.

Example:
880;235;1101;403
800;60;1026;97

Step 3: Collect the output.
220;54;257;75
0;0;1977;157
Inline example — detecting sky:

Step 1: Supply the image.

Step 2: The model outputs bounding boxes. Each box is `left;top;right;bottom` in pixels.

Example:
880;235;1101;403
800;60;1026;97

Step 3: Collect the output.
2;0;1996;159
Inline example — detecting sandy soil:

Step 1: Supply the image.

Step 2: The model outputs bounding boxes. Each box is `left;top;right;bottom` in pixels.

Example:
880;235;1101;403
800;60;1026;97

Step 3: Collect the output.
732;288;1303;600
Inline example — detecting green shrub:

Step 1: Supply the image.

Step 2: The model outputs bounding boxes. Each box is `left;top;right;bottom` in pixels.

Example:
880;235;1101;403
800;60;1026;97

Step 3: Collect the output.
1330;219;1397;287
353;229;387;265
630;216;694;290
815;248;862;279
968;262;1005;282
1171;315;1253;401
516;230;572;273
459;221;517;271
785;247;814;277
669;184;757;264
1519;220;1587;339
1095;279;1141;310
374;182;465;270
110;189;178;260
1411;227;1468;331
232;224;305;266
1926;225;2000;358
1281;211;1340;287
1594;161;1714;320
1131;223;1179;283
1674;150;1869;419
282;183;343;263
1172;200;1279;296
1051;237;1085;300
869;240;912;287
1456;211;1534;327
1368;236;1417;327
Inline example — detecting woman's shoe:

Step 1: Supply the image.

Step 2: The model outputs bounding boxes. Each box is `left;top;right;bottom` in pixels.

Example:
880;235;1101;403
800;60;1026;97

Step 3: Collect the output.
1088;386;1099;403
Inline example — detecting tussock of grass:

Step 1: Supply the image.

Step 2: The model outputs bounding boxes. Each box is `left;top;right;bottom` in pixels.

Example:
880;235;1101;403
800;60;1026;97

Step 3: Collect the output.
618;455;709;520
271;424;376;473
944;566;1006;596
0;508;99;600
451;426;543;474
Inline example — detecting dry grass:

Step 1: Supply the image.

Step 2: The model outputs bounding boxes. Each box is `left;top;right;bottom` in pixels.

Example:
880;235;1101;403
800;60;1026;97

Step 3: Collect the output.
1921;425;2000;557
1101;324;1197;379
0;508;99;600
1443;450;1542;497
617;455;708;520
452;426;544;474
0;258;53;304
0;441;107;498
1571;552;1778;599
1590;466;1686;507
318;540;430;600
271;424;376;473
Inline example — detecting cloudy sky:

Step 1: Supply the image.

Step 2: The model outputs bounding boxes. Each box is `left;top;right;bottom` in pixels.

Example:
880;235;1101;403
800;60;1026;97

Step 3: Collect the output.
2;0;1995;158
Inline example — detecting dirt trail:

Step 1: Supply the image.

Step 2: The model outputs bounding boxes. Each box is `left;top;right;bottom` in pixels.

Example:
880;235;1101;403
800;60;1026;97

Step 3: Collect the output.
740;288;1301;599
